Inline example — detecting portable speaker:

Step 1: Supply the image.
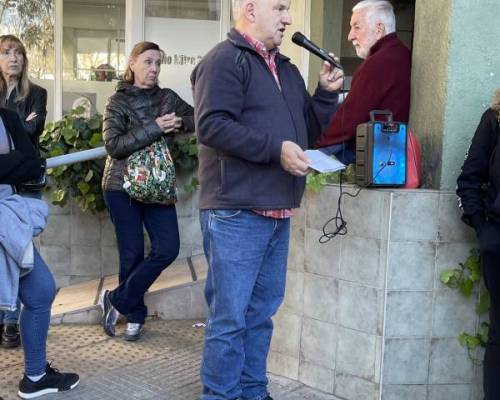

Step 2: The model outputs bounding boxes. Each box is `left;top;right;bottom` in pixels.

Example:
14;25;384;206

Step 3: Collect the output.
356;110;407;187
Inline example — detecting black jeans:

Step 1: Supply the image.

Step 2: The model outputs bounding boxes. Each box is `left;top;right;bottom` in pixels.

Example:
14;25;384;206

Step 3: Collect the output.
479;220;500;400
104;191;180;324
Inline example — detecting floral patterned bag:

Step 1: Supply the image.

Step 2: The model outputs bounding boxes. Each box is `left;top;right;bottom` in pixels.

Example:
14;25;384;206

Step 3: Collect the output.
123;137;177;205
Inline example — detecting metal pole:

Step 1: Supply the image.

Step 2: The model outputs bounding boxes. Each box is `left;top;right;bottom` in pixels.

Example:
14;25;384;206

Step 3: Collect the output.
46;146;107;169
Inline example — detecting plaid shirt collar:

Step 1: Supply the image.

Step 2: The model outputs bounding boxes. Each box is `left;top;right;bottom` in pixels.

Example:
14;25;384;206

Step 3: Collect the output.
238;30;281;90
238;30;280;60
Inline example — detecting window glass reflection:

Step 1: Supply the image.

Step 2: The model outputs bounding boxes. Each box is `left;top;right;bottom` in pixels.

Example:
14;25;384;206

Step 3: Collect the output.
62;0;125;115
144;0;221;104
145;0;220;21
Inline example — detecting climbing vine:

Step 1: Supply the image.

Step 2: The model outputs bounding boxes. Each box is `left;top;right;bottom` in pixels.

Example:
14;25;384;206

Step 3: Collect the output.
306;163;357;192
440;248;490;358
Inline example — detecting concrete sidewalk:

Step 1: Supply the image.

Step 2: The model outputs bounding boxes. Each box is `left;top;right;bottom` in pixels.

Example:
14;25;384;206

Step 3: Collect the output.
0;320;341;400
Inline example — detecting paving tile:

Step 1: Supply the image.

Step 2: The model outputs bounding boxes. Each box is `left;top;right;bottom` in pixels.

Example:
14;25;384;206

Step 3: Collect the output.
339;236;385;287
71;215;101;246
191;254;208;280
429;338;475;384
51;278;101;316
336;327;378;381
334;372;379;400
40;245;71;280
305;228;341;277
300;317;336;370
271;311;302;357
336;187;391;240
338;281;382;334
382;384;426;400
387;240;435;290
41;215;71;246
148;259;192;292
283;270;305;315
303;273;336;323
288;206;306;272
383;338;430;384
390;191;439;242
385;291;433;337
268;351;300;381
432;289;478;338
0;320;343;400
70;245;101;276
102;274;119;292
299;361;334;393
438;193;477;243
428;384;472;400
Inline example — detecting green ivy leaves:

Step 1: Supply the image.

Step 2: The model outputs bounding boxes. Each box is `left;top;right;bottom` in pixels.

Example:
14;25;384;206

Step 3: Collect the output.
40;108;106;213
440;248;489;356
306;163;357;192
170;136;198;172
170;136;199;192
440;248;481;297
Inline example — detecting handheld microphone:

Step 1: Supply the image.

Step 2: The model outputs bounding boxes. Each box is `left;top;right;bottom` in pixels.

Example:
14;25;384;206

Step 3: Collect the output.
292;31;343;70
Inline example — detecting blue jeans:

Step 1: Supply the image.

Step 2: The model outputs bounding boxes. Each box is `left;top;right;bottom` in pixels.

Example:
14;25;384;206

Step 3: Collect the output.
18;248;56;375
104;191;180;324
3;191;43;329
199;209;290;400
0;298;20;324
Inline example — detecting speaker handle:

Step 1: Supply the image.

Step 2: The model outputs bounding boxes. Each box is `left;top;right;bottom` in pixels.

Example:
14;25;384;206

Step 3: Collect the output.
369;109;393;122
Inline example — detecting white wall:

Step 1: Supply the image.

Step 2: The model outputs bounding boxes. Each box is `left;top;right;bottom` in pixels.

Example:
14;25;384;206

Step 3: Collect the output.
145;17;221;104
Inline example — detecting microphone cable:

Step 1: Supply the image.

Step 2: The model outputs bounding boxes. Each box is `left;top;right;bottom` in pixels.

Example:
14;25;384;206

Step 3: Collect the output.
318;59;352;244
319;154;391;243
311;48;395;243
318;55;392;244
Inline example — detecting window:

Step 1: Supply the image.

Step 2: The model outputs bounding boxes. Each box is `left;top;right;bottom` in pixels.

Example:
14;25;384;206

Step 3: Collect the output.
62;0;125;115
144;0;222;104
145;0;220;21
0;0;55;120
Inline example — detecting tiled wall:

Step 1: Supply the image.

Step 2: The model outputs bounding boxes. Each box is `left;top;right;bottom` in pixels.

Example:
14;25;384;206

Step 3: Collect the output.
39;172;203;287
39;180;483;399
269;186;483;400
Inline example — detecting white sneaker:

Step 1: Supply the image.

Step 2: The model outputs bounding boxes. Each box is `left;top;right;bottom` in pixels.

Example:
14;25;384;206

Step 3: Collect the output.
123;323;143;341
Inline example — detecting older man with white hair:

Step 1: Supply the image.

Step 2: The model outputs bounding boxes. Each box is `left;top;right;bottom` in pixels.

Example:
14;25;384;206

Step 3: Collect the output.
315;0;411;163
191;0;342;399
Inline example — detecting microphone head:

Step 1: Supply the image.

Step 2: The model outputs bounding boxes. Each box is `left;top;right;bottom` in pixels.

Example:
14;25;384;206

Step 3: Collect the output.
292;31;307;47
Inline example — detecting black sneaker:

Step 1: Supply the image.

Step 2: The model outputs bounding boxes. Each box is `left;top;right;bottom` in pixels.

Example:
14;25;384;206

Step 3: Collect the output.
1;323;21;348
99;289;119;337
18;364;79;399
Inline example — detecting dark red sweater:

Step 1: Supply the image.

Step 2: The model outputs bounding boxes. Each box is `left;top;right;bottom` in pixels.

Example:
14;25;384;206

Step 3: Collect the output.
315;33;411;149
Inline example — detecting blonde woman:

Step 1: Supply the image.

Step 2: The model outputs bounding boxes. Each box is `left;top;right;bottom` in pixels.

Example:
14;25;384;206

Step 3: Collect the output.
0;35;47;148
0;34;48;348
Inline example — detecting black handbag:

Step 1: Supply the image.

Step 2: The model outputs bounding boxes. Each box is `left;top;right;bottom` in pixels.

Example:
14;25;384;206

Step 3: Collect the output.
17;159;47;192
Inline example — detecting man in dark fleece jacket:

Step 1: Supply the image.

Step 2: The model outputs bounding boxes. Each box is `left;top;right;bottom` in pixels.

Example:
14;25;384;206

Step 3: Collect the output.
457;89;500;400
315;0;411;163
190;1;342;399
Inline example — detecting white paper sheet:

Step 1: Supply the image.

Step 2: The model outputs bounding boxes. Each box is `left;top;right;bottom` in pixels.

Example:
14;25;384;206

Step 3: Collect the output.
305;149;346;173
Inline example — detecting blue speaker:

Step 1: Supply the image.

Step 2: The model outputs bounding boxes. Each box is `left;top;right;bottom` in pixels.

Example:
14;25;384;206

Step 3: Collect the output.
356;110;407;187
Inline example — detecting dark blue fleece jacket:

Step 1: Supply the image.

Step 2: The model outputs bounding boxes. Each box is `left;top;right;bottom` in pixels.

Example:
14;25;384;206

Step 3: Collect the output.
191;29;338;210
